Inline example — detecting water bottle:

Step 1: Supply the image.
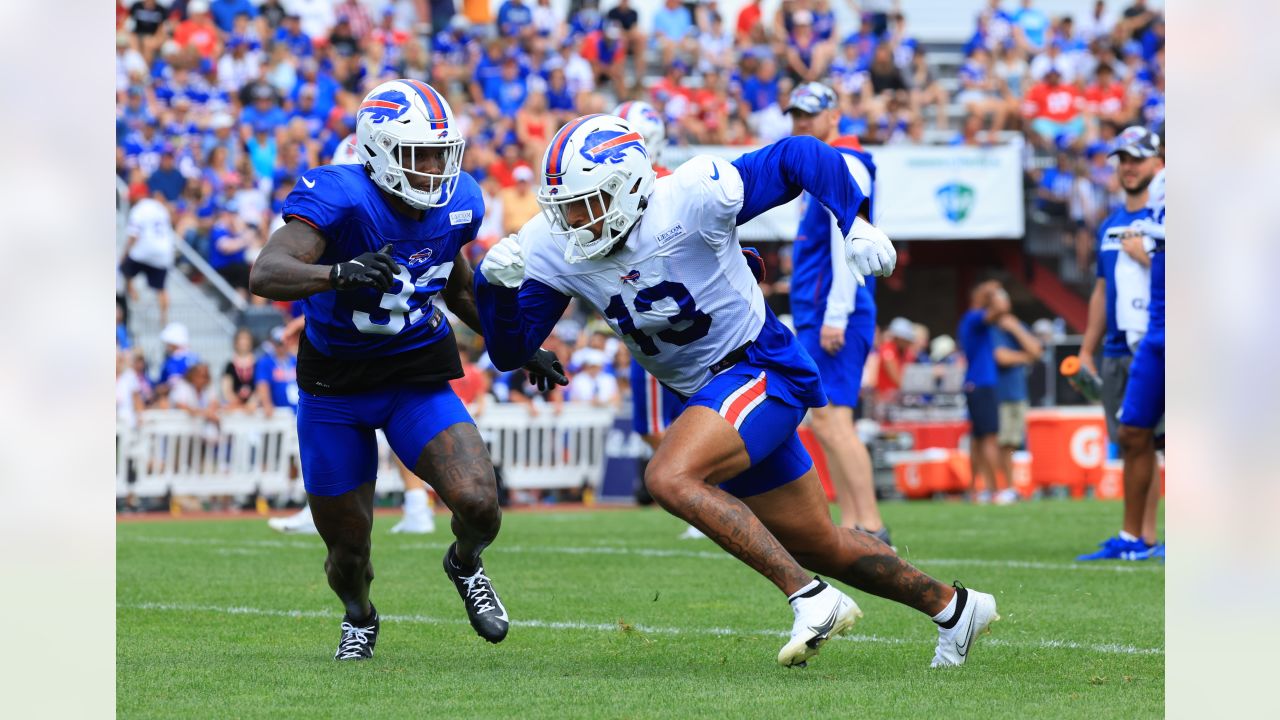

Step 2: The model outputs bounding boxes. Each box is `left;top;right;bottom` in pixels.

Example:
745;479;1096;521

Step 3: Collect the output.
1059;355;1102;403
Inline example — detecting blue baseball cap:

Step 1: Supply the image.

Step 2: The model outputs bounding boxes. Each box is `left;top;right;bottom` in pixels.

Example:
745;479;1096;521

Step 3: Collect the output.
785;82;837;115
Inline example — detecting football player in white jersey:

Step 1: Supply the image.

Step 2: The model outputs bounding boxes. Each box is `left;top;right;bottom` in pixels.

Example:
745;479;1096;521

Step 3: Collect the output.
475;115;999;668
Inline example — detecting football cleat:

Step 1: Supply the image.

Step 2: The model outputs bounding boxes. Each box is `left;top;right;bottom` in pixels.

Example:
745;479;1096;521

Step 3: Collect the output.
778;578;862;668
267;506;319;535
390;511;436;534
334;606;379;661
1076;535;1157;561
443;543;509;643
678;525;707;540
931;583;999;667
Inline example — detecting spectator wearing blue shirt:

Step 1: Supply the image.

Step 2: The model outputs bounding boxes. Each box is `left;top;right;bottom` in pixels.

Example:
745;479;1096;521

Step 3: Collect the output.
652;0;694;70
990;290;1043;505
208;209;252;293
491;57;530;117
274;14;313;58
1013;0;1050;51
958;281;1004;503
291;59;339;119
147;148;188;202
246;120;278;180
255;327;299;415
240;84;288;134
498;0;535;41
288;84;327;138
157;322;199;387
1036;152;1074;219
740;57;780;113
211;0;257;33
471;40;507;109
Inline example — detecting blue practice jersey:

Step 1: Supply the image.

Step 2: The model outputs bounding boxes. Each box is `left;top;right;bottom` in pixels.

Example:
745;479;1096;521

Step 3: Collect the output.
1095;206;1154;357
791;139;875;333
280;163;484;360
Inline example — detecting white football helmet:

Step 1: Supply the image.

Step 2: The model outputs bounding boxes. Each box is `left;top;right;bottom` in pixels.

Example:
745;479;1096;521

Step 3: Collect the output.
612;100;667;167
331;132;360;165
355;79;464;209
537;114;656;264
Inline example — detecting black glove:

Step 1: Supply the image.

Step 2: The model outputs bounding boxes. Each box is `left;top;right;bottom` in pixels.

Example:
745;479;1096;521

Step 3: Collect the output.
330;244;399;292
524;348;568;393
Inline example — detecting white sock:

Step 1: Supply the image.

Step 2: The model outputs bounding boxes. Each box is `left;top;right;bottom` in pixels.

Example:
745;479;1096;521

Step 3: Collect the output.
932;590;960;624
1119;530;1140;543
788;578;824;603
404;488;428;516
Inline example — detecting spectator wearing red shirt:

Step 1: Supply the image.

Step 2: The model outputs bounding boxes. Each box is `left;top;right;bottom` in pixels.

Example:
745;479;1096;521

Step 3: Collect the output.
876;317;918;401
1085;63;1131;126
487;143;532;190
1022;65;1085;148
174;1;220;59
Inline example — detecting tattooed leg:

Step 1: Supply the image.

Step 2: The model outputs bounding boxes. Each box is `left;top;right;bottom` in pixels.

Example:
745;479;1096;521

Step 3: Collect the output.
413;423;501;568
646;407;813;596
745;467;955;616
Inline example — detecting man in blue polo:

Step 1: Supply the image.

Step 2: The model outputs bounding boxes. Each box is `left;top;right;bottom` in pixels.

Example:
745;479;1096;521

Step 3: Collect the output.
1077;126;1163;560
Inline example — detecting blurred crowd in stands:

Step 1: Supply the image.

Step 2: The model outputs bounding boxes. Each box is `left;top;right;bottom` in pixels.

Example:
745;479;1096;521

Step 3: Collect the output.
116;0;1158;423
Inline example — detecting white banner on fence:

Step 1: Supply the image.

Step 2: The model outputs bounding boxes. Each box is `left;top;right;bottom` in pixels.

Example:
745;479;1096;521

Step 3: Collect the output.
872;141;1026;240
665;140;1025;241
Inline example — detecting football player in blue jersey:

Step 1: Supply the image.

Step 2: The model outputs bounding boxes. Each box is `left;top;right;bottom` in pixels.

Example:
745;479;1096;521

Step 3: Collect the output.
785;82;891;547
1077;126;1163;561
475;115;999;669
249;79;566;660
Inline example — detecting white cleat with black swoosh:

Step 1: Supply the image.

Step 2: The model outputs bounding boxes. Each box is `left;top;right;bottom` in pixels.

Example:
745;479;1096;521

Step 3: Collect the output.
778;578;862;668
931;583;1000;667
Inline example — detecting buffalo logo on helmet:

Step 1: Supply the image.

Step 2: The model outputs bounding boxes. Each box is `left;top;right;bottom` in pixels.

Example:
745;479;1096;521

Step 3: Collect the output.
578;129;648;165
357;90;411;124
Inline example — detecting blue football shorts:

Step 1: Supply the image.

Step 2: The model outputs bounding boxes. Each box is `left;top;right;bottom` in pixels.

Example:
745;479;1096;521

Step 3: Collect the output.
795;324;872;408
1118;336;1165;430
682;362;814;498
296;383;474;496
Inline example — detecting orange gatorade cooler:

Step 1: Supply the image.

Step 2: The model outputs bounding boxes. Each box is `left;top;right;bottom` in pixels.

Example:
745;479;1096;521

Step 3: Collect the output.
1011;450;1035;498
1026;407;1107;495
893;449;952;499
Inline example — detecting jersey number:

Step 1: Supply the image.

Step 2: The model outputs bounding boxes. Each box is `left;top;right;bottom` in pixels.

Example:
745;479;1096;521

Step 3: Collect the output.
353;266;447;335
604;281;712;356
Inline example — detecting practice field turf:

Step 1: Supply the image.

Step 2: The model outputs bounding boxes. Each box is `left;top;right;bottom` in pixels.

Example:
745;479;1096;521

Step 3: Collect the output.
117;500;1164;719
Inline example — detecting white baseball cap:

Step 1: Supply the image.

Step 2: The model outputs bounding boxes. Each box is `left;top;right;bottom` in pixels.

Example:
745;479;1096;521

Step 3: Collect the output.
160;322;190;347
887;317;915;341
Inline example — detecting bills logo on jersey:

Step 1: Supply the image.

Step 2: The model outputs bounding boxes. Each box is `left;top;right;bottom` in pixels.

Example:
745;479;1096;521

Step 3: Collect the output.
358;90;411;124
579;129;648;165
620;269;641;284
408;247;434;266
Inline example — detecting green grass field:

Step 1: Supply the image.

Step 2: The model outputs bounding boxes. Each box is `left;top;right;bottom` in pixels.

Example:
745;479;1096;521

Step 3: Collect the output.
117;500;1164;719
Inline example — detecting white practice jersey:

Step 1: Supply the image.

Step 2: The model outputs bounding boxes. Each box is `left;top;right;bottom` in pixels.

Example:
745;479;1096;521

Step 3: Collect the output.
522;156;763;396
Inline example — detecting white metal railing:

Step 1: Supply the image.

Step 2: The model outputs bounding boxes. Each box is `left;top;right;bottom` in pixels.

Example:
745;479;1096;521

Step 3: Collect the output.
116;405;617;500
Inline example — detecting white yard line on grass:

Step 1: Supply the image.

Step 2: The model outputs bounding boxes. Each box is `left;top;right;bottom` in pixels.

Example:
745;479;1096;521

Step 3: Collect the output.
123;535;1164;573
119;601;1164;657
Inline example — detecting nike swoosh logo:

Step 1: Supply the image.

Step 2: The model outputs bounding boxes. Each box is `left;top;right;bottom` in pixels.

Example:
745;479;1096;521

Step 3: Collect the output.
709;163;720;181
302;176;315;189
955;610;977;658
806;604;840;640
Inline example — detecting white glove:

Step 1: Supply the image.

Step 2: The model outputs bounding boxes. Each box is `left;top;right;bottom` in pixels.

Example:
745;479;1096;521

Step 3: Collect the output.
844;216;896;285
480;234;526;288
